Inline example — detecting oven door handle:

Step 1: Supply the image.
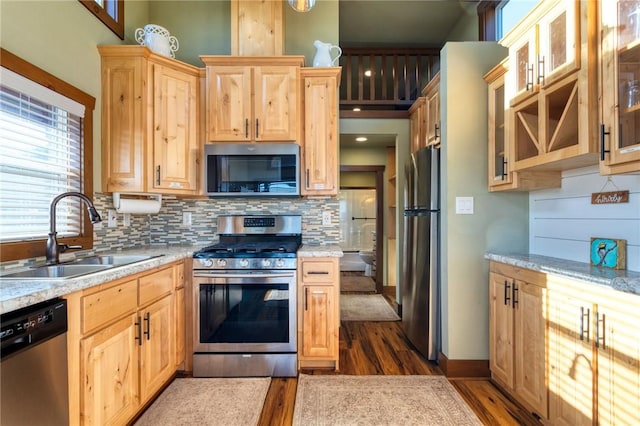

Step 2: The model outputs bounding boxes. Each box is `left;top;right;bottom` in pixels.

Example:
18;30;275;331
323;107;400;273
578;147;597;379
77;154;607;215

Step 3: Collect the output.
193;272;295;279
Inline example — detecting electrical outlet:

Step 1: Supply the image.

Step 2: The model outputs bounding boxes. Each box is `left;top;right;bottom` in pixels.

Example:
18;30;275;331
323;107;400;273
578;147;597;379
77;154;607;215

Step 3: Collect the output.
107;209;117;228
183;212;192;227
123;213;131;228
322;211;331;226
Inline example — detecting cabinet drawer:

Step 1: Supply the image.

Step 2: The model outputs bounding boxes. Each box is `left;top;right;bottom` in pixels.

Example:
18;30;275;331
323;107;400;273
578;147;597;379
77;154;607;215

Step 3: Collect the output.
490;261;546;288
300;260;337;283
139;266;174;306
82;279;137;334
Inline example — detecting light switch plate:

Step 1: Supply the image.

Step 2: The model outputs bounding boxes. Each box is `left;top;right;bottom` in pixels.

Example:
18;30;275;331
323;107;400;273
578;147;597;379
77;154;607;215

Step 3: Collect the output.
455;196;474;215
123;213;131;227
107;209;117;227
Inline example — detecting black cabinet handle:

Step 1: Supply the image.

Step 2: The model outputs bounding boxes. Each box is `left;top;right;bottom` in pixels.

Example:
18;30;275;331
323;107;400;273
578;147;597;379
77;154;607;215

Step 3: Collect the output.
580;307;590;342
308;271;329;275
537;55;545;85
135;316;142;346
595;311;606;349
256;119;259;138
502;159;508;178
245;118;249;138
156;165;161;185
434;123;440;139
512;282;518;308
144;312;151;340
526;63;534;91
304;287;308;311
600;124;611;161
306;169;310;187
503;280;511;306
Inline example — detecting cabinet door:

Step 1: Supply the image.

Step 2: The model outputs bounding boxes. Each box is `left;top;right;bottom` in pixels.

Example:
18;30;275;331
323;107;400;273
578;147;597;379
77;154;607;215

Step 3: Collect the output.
206;66;252;141
538;0;579;88
548;289;594;426
409;98;425;153
139;295;175;404
488;72;513;187
489;272;515;390
600;0;640;173
596;294;640;425
425;87;440;146
231;0;283;56
175;287;185;367
254;66;297;141
81;314;139;426
513;280;547;418
508;27;538;106
101;56;145;192
302;285;337;358
302;72;339;196
152;64;198;193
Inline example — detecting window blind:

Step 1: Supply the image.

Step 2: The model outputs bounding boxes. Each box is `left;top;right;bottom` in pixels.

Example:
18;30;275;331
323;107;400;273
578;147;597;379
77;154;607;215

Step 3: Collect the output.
0;67;85;243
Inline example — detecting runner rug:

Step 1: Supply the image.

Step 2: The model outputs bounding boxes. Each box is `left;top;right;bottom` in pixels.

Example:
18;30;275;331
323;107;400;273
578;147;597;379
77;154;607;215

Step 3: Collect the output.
292;374;482;426
340;294;400;321
134;377;270;426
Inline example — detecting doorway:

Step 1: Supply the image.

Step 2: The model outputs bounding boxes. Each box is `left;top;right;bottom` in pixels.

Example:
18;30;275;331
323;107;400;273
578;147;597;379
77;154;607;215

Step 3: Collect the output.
339;165;384;293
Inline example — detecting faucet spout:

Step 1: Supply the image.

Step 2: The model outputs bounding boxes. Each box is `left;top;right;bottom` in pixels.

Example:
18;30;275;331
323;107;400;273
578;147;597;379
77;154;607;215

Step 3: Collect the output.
46;192;102;265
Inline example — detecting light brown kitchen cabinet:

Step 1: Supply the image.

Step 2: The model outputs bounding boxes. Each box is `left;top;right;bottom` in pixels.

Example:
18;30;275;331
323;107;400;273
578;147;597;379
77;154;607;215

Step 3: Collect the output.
98;46;199;195
201;56;303;142
174;262;185;367
484;59;561;192
65;261;183;425
423;72;440;147
599;0;640;174
300;67;341;196
297;257;340;370
548;274;640;425
409;97;426;153
489;262;547;420
500;0;599;172
230;0;283;56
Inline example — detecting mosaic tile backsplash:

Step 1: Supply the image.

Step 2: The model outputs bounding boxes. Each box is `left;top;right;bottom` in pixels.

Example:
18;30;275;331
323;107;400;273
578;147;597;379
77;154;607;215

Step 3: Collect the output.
93;193;340;251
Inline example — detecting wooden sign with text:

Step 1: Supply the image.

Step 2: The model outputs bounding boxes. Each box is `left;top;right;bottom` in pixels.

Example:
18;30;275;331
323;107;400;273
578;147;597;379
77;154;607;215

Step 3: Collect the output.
591;190;629;205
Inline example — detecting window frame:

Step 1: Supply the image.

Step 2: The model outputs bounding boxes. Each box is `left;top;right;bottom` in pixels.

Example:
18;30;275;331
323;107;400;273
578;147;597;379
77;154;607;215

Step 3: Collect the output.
0;48;96;262
79;0;124;40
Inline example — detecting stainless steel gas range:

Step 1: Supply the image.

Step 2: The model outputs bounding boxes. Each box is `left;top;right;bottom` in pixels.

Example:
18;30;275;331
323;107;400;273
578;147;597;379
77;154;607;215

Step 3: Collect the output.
191;215;301;377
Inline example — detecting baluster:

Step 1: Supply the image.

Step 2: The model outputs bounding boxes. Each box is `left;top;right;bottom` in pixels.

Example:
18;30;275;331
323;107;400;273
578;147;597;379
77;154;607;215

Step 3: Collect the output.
393;54;399;104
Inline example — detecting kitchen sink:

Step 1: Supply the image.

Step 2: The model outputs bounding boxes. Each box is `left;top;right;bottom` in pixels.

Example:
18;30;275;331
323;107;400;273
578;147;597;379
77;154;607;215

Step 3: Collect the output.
70;254;160;266
1;264;114;280
1;254;162;280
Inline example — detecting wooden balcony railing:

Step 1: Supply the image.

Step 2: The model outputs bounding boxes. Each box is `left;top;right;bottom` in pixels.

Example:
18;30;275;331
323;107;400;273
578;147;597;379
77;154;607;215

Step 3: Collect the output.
339;47;440;118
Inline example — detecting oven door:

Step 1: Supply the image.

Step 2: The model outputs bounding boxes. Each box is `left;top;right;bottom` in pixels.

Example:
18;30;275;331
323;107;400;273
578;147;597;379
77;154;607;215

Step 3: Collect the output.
193;270;296;353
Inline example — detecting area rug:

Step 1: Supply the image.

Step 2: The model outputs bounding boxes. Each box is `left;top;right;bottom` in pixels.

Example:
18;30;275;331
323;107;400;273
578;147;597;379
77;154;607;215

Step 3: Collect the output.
292;375;482;426
341;275;376;292
340;294;400;321
134;378;270;426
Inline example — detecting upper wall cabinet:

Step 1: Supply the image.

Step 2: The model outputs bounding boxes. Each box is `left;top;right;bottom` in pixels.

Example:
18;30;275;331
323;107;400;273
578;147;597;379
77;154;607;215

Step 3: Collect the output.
99;46;199;195
484;59;561;192
231;0;283;56
500;0;599;172
423;72;441;147
300;68;341;196
600;1;640;174
408;97;426;153
201;56;303;143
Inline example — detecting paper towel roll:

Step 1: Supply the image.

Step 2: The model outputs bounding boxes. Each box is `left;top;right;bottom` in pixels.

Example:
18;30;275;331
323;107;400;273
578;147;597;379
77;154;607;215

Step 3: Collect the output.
115;198;161;214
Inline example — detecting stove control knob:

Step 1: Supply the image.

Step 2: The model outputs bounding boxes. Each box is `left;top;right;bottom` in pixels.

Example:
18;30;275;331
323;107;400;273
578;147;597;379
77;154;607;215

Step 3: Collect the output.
199;259;214;267
275;259;286;268
261;259;272;268
215;259;227;268
239;259;250;268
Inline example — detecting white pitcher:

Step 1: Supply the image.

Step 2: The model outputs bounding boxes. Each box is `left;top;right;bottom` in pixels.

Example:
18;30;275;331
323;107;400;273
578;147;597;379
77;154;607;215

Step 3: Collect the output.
313;40;342;67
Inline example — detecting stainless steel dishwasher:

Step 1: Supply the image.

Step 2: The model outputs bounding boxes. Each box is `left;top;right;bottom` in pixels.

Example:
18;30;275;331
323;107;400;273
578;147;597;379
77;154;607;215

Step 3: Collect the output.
1;298;69;425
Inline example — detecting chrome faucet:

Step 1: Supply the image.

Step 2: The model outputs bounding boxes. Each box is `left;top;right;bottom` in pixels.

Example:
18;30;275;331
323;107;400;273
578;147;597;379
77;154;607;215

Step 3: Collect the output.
46;192;102;265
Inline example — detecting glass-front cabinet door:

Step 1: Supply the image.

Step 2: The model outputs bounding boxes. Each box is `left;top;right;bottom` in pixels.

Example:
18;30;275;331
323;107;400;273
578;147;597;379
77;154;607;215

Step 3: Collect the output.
537;0;579;88
507;27;538;106
601;0;640;174
486;60;513;190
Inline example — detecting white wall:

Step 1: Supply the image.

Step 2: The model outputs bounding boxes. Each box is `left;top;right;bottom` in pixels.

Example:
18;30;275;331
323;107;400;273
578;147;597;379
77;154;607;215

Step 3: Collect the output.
530;166;640;272
440;42;528;361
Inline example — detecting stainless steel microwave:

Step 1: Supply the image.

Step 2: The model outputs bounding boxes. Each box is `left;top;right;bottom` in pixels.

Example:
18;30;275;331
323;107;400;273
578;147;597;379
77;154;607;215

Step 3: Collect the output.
204;143;300;197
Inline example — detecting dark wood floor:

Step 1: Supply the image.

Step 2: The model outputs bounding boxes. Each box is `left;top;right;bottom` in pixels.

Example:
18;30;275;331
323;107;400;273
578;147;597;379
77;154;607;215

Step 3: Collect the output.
257;284;540;426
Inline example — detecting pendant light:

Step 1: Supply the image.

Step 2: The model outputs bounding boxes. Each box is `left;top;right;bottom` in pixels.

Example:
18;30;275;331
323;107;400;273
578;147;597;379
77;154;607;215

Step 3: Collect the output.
288;0;316;13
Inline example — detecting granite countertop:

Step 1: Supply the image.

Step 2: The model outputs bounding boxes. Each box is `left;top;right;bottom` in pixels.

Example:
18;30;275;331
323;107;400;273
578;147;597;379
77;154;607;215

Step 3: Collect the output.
298;244;344;257
485;252;640;295
0;245;202;315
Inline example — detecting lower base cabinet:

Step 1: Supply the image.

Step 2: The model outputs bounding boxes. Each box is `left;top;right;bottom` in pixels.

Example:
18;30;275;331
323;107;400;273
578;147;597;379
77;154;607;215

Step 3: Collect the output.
297;257;340;370
66;262;183;425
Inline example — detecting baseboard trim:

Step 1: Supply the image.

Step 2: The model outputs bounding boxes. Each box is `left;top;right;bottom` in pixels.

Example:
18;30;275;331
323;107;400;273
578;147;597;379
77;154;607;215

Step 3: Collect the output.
438;352;490;378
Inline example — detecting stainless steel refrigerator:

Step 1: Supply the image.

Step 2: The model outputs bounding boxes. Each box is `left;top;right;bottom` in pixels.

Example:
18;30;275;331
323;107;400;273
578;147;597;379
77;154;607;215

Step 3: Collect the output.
402;145;440;361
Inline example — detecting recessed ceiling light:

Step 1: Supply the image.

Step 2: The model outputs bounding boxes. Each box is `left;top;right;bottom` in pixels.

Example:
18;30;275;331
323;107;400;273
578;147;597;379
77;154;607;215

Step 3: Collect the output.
364;70;372;77
355;137;368;142
353;107;361;112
